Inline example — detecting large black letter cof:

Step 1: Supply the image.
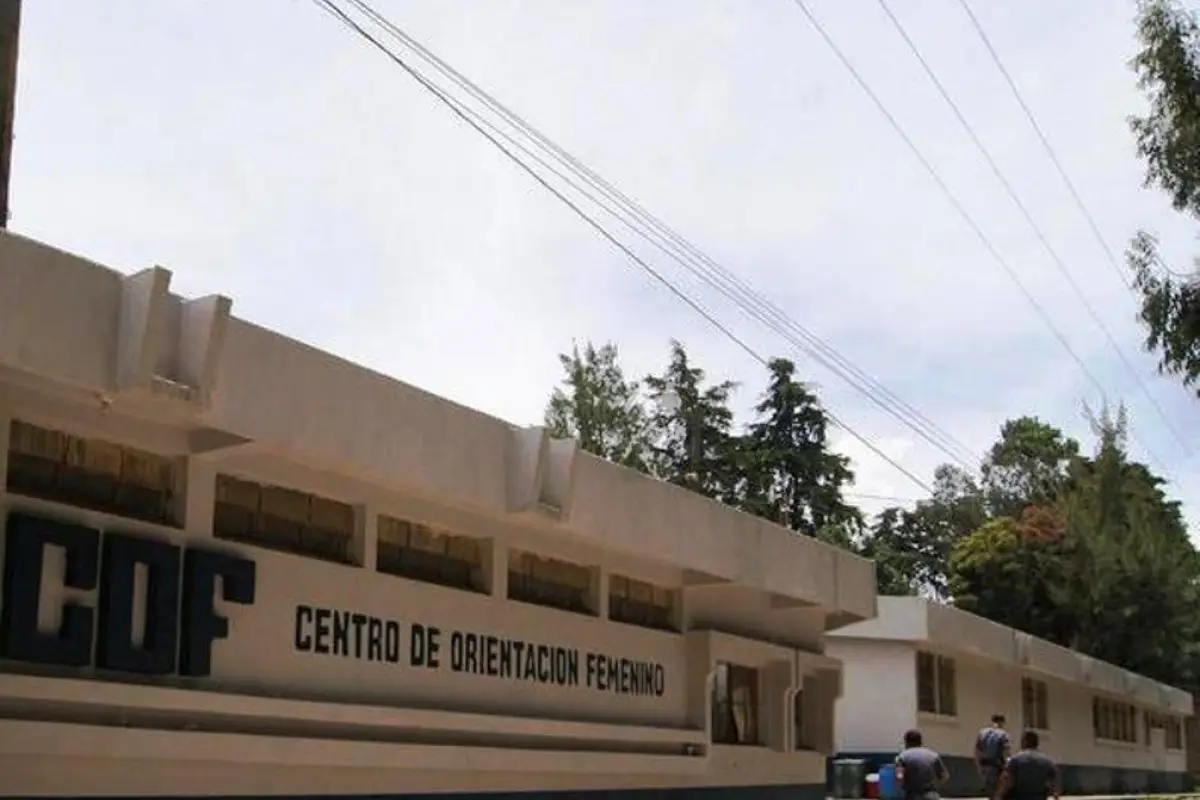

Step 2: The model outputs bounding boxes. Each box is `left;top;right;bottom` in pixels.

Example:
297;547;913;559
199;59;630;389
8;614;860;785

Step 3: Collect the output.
95;533;181;674
178;548;255;676
0;514;99;666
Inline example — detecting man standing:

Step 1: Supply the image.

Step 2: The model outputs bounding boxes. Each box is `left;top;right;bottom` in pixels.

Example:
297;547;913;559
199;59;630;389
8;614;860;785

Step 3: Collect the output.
895;728;949;800
993;730;1059;800
975;713;1012;798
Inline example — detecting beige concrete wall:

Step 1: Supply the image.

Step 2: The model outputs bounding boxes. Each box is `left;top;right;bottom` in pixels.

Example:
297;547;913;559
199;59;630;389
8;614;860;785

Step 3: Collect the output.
826;638;916;752
0;748;829;798
833;639;1189;774
0;231;875;622
0;231;879;795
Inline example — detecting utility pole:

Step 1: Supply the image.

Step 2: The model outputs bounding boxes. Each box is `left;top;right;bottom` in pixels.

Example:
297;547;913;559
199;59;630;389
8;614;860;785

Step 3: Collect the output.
0;0;22;228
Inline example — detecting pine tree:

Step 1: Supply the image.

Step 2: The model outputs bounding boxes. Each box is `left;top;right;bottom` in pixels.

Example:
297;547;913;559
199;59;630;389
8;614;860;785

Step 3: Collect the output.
741;358;860;537
544;341;652;471
643;341;737;499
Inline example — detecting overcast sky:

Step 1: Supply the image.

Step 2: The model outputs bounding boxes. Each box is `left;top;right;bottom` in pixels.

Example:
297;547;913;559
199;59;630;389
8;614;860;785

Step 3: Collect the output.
15;0;1200;533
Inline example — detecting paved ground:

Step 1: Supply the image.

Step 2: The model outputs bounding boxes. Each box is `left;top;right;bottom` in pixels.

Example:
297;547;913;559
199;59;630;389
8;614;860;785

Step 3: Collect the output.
842;795;1199;800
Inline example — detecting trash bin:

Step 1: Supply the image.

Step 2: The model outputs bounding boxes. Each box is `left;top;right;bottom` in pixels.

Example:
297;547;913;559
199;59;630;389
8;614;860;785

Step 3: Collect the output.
832;758;867;799
878;763;899;800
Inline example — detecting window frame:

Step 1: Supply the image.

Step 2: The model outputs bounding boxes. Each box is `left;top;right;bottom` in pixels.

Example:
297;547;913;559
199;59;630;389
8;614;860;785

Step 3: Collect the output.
506;549;594;616
1092;697;1138;744
1167;716;1184;751
711;662;761;746
5;420;180;527
916;650;957;718
608;574;678;632
1021;676;1050;731
213;473;355;564
376;515;487;594
792;688;809;751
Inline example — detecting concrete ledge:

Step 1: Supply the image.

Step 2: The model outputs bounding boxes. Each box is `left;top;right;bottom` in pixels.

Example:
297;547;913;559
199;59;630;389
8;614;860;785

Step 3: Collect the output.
0;719;709;775
0;673;706;750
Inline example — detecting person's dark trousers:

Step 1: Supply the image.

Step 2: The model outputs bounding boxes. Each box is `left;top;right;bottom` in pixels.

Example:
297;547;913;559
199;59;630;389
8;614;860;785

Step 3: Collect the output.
981;765;1001;798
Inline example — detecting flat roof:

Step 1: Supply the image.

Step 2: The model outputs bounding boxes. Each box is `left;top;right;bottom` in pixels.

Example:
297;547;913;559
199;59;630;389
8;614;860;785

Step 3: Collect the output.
828;596;1192;714
0;231;876;622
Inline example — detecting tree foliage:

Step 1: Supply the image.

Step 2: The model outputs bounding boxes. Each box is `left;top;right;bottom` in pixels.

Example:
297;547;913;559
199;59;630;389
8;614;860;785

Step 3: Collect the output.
948;405;1200;688
643;340;737;499
544;341;651;470
546;340;857;537
1126;0;1200;393
739;358;860;537
544;339;1200;690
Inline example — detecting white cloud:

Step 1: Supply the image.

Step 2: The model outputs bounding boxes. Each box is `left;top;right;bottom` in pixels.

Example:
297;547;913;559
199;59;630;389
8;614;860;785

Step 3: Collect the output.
12;0;1200;539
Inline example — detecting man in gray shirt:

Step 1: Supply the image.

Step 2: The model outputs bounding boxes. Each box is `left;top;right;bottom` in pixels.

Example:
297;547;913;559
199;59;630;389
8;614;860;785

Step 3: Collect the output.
895;728;949;800
975;713;1012;798
994;730;1059;800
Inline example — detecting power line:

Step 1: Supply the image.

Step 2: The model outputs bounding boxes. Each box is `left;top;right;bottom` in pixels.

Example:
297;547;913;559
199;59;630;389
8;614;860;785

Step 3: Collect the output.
873;0;1187;461
953;0;1134;293
846;491;922;504
786;0;1174;472
339;0;976;469
308;0;940;494
787;0;1104;399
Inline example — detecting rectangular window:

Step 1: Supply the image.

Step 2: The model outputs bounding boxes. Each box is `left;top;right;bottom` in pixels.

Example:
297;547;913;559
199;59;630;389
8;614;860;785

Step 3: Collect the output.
1092;698;1138;743
1022;677;1050;730
917;651;937;714
793;689;808;750
6;420;178;525
711;662;760;745
1167;717;1184;750
608;574;677;631
507;549;593;615
377;515;485;593
916;650;956;717
213;474;354;564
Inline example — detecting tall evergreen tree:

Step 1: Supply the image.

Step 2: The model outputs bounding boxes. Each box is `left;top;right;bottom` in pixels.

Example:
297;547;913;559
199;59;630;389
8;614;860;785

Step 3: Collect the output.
740;358;860;537
544;341;652;471
644;341;737;499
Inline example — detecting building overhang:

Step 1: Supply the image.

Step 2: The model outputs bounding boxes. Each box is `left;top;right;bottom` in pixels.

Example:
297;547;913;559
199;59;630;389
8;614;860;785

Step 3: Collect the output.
827;596;1192;714
0;231;878;625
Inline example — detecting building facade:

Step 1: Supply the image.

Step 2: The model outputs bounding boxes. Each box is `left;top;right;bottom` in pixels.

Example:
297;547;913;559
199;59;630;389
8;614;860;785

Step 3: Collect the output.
826;596;1193;796
0;233;877;798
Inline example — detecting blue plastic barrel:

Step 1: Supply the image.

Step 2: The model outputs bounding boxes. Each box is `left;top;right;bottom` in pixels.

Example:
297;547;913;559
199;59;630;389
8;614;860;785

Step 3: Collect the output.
877;763;898;800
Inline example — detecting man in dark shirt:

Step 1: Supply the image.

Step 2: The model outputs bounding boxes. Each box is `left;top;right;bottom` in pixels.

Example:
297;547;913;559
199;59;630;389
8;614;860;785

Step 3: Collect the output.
975;713;1012;798
994;729;1059;800
895;728;949;800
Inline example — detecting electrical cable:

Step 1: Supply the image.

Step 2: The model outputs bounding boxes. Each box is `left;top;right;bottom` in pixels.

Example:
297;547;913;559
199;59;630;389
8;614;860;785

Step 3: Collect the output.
954;0;1135;293
874;0;1187;461
309;0;940;493
338;0;977;468
788;0;1104;400
787;0;1173;472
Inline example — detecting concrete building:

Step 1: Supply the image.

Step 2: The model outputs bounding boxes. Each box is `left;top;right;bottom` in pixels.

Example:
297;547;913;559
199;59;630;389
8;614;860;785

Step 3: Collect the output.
826;596;1193;796
0;232;877;798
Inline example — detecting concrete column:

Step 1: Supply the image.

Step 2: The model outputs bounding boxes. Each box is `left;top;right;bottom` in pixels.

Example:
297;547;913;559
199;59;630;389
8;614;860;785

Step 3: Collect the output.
762;660;792;752
590;566;608;618
180;457;217;536
352;504;377;570
486;539;508;598
685;632;713;731
0;399;10;492
673;587;687;632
